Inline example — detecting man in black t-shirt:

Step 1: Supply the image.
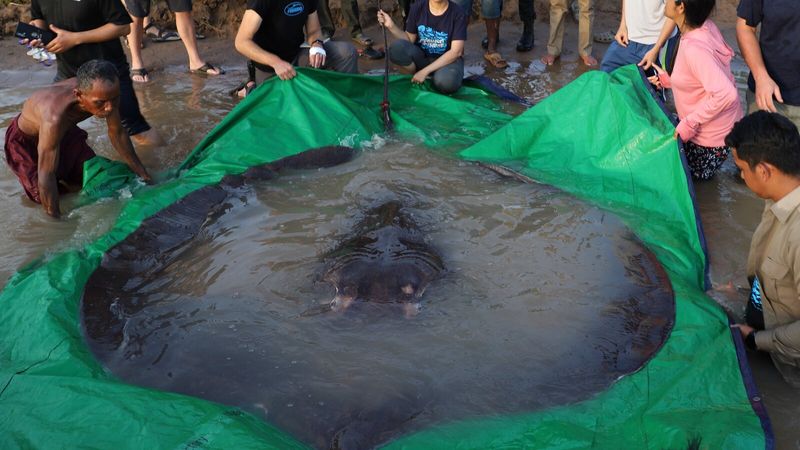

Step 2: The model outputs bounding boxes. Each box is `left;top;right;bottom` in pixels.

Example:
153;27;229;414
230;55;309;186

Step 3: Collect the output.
233;0;358;96
377;0;467;94
736;0;800;129
29;0;163;146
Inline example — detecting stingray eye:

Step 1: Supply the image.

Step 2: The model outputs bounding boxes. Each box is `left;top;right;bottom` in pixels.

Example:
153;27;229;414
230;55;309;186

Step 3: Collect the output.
392;216;400;225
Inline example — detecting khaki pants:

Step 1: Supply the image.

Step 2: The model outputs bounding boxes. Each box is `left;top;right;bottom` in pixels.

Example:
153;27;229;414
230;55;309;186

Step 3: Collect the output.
747;90;800;130
546;0;593;57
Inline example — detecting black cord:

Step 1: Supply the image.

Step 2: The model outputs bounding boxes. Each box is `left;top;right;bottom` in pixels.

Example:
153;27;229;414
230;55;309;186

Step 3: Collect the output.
380;1;393;131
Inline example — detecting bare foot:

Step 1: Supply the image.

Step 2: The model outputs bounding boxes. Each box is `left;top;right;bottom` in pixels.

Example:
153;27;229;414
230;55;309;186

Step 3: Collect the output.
130;68;149;83
540;54;559;65
580;54;598;67
236;81;256;98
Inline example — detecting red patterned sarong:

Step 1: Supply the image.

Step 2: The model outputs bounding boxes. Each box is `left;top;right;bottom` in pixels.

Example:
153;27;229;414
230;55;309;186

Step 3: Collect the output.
3;114;95;203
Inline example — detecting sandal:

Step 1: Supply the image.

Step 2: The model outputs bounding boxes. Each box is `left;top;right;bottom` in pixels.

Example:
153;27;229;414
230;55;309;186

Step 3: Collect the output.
483;52;508;69
131;68;149;83
230;80;256;98
189;62;224;76
593;30;615;44
359;45;385;60
351;33;374;47
144;22;180;42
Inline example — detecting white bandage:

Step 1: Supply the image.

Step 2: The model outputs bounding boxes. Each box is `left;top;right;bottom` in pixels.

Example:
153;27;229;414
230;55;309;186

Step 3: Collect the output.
309;46;327;57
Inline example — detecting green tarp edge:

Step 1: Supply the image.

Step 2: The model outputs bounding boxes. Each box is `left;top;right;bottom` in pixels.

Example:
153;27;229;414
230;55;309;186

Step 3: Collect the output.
0;66;764;449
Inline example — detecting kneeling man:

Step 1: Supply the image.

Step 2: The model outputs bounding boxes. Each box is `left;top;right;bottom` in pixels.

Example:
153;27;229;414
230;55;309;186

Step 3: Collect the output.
233;0;358;95
728;111;800;387
3;59;151;218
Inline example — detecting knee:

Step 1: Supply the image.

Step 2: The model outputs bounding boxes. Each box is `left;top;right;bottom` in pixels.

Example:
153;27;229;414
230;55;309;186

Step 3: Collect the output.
432;69;463;94
389;40;415;66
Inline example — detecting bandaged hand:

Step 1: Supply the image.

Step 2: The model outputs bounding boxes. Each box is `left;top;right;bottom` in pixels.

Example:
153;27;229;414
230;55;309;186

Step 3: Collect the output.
309;45;327;69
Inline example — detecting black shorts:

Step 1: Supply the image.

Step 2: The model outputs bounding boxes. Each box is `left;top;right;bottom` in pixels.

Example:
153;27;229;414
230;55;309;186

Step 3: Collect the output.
116;61;152;136
124;0;192;17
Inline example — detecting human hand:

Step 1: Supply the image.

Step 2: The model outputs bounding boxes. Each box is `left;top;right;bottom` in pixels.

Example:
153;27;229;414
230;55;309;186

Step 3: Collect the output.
647;74;662;89
377;10;395;30
274;60;297;80
309;45;327;69
411;70;428;85
139;171;153;184
637;47;659;70
20;37;43;47
754;75;784;113
45;25;79;54
731;323;755;339
615;25;628;47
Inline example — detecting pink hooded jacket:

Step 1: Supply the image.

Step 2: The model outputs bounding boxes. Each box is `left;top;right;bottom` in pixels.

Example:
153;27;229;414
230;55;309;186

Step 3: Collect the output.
658;20;743;147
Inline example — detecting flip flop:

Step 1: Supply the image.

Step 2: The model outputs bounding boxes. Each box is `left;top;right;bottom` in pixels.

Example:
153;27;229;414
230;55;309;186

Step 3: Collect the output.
145;22;180;42
131;68;149;83
189;62;225;76
230;80;256;98
483;52;508;69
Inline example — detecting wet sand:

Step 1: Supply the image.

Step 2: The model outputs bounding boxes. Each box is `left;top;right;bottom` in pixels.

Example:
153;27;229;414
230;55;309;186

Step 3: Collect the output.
1;12;798;449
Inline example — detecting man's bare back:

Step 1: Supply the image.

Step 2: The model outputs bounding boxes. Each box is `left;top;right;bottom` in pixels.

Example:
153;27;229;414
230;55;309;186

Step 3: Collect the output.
17;79;93;142
3;59;150;218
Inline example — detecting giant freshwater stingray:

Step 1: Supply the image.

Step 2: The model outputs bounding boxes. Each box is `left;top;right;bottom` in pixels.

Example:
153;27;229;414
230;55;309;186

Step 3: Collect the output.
321;200;444;316
81;146;675;450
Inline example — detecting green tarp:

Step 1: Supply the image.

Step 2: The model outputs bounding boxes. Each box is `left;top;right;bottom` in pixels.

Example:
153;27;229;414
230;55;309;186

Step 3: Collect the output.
0;66;767;449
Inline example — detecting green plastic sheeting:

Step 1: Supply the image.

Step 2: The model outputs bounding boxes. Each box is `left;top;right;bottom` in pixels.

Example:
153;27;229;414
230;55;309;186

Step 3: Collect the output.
0;66;766;449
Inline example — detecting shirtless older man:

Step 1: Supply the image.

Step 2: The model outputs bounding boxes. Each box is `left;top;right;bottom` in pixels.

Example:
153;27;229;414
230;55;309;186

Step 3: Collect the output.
3;59;151;218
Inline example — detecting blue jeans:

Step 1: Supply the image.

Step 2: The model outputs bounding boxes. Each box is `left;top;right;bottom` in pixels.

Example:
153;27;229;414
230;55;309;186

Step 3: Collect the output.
389;40;464;94
452;0;503;19
599;40;654;73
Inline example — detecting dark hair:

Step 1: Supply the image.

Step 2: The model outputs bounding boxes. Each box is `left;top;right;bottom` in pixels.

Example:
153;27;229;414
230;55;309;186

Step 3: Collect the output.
725;111;800;176
76;59;119;91
680;0;715;29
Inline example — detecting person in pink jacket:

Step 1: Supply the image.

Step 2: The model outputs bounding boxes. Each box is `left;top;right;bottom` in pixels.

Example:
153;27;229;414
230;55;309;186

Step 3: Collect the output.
648;0;743;180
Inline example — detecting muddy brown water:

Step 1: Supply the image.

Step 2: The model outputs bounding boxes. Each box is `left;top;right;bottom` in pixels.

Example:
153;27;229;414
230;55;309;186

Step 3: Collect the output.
1;58;797;448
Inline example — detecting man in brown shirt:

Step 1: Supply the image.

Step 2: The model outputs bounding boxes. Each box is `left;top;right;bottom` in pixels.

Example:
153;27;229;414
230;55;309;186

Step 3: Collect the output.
3;59;151;218
728;111;800;386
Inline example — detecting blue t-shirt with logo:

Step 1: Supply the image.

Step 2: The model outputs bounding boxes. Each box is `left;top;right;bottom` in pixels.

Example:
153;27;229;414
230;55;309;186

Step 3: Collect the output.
404;0;468;58
248;0;317;66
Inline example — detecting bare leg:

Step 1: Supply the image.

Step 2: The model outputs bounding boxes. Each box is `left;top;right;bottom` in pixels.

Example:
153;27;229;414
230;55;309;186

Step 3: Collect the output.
175;12;221;74
131;128;165;147
485;18;500;54
127;18;148;82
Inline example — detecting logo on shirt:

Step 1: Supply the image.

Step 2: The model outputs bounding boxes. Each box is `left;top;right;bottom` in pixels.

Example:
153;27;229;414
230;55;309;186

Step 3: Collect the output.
284;2;305;16
416;25;448;55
